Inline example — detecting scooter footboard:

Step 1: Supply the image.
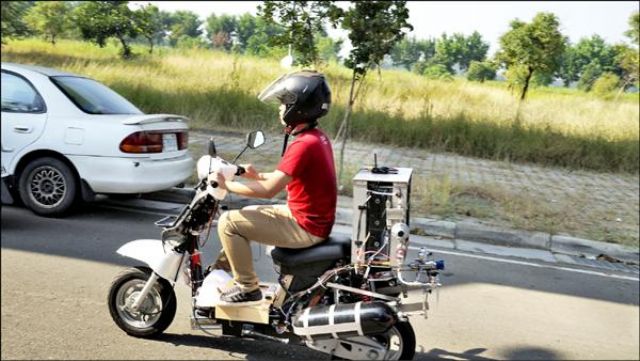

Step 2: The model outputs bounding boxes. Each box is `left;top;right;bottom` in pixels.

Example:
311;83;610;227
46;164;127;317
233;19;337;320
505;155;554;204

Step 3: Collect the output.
116;239;187;284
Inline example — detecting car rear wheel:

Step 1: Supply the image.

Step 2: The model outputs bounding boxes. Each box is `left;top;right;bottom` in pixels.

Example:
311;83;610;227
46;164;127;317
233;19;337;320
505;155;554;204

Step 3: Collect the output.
18;157;77;216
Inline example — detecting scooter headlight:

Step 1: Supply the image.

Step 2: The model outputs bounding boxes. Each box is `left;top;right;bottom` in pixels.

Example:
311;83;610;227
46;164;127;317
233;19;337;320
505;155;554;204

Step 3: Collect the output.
196;155;212;180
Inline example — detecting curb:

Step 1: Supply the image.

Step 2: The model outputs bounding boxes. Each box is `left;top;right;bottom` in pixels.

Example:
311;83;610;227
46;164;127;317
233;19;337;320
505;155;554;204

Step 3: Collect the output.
550;235;639;263
333;209;638;264
409;218;638;264
141;188;640;265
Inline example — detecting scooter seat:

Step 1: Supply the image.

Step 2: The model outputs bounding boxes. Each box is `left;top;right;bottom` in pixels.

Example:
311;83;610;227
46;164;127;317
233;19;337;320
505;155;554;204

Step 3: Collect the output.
271;233;351;267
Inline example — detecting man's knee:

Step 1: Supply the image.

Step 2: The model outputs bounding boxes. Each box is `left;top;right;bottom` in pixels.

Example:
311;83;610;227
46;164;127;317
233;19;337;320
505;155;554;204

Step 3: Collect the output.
218;210;239;236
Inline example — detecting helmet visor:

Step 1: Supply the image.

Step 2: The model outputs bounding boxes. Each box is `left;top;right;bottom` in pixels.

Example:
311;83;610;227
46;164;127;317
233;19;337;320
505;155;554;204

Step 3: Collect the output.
257;73;298;105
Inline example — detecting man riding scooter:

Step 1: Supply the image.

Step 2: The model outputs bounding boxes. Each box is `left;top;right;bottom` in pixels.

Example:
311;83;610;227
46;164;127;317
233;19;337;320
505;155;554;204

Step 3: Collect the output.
211;70;337;305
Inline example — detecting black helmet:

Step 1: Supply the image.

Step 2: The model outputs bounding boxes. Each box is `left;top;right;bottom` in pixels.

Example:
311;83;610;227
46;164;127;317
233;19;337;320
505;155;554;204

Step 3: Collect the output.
258;70;331;127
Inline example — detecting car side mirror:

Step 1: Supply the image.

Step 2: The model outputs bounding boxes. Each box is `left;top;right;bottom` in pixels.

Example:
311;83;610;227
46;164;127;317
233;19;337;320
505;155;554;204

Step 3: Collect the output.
246;131;265;149
208;137;217;157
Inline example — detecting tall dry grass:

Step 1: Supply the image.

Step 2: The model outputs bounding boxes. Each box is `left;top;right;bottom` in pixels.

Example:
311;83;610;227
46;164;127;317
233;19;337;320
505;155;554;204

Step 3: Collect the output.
2;38;638;172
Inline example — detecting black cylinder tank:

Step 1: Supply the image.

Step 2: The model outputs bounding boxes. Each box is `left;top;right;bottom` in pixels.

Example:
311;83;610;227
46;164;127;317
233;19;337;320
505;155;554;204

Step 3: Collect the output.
292;301;397;341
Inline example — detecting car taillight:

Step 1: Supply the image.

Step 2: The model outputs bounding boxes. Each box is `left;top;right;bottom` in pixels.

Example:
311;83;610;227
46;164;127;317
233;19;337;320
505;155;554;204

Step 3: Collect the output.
177;131;188;150
120;131;163;153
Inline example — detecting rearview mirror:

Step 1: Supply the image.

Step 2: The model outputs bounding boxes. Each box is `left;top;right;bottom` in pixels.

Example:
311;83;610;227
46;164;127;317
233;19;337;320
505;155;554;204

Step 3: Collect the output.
247;131;265;149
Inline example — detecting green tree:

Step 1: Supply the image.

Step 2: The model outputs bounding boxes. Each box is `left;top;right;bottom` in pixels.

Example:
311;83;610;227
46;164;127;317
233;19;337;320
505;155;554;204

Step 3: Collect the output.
559;35;627;88
461;31;490;71
73;1;138;58
614;44;639;91
244;17;285;57
574;35;617;74
466;60;496;82
332;1;412;184
390;36;436;70
23;1;70;45
157;10;175;45
133;4;164;53
206;13;237;51
1;1;34;44
169;10;202;46
316;34;342;62
531;72;554;87
235;13;257;51
433;31;489;73
258;1;337;67
557;43;579;86
496;12;566;100
625;11;639;45
433;33;459;72
613;13;640;92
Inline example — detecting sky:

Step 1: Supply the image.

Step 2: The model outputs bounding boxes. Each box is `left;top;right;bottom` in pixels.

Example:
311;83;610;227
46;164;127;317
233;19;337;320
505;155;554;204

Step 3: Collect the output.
130;1;639;56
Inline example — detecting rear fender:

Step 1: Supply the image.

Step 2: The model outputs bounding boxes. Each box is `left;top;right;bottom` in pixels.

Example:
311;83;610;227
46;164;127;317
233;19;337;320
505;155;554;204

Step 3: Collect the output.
116;239;188;285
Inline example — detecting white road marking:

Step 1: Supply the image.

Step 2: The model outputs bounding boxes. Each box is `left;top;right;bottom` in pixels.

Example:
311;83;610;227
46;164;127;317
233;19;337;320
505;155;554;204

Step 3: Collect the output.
92;202;639;282
409;246;639;281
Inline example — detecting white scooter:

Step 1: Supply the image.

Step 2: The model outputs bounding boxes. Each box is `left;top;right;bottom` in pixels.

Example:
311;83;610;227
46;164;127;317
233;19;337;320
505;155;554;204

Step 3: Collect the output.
108;130;445;360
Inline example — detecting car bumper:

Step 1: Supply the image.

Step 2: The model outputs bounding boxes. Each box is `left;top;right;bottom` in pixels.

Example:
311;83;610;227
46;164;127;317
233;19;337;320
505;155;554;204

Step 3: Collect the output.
69;154;194;194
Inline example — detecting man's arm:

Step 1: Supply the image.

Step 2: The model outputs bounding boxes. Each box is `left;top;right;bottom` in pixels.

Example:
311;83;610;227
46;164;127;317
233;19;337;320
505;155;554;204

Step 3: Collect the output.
223;170;291;199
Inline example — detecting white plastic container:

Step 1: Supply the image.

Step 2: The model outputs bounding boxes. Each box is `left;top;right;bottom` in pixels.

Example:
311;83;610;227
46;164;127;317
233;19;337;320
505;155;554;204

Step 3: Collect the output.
194;269;233;308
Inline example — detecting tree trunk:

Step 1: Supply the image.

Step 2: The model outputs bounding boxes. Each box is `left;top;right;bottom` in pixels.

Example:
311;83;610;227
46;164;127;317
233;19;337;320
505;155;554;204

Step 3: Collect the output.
520;66;534;101
117;35;131;59
147;37;154;54
336;71;358;189
50;34;56;45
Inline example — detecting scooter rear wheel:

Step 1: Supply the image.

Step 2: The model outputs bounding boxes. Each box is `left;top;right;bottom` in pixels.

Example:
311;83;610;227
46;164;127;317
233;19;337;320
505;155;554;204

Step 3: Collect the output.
331;321;416;360
108;266;177;338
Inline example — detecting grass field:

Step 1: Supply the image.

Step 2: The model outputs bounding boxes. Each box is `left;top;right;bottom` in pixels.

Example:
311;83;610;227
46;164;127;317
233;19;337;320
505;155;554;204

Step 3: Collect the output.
2;38;639;173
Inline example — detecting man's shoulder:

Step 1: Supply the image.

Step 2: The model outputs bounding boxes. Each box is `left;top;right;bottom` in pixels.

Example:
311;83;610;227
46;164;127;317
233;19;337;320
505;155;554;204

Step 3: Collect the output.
297;128;331;146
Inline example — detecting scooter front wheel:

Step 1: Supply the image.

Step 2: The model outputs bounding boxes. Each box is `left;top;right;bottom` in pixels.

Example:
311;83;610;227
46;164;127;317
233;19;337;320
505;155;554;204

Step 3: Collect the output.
108;266;177;338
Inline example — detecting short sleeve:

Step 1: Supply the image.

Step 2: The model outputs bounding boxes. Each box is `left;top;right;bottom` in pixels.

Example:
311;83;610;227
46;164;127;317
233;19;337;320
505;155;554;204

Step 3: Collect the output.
277;140;308;177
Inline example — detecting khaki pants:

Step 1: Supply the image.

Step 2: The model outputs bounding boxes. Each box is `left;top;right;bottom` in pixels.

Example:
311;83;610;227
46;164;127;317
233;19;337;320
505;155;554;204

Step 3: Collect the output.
217;204;325;291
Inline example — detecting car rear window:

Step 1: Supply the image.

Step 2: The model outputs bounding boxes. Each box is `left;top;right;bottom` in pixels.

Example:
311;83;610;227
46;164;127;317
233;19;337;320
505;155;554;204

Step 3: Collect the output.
50;76;143;115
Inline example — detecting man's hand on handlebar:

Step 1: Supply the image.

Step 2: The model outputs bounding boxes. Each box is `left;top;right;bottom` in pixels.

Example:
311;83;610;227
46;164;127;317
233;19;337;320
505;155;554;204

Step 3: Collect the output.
239;164;261;180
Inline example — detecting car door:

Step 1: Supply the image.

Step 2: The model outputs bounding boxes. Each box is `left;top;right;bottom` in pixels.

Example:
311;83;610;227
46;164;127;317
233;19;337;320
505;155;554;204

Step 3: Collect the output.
1;70;48;174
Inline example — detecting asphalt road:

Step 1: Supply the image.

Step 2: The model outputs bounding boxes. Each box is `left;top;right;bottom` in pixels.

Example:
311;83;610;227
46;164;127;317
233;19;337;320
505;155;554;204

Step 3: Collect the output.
1;202;639;360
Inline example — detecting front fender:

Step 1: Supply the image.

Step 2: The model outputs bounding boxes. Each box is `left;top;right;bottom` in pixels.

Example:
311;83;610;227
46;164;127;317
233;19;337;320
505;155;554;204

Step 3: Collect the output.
116;239;188;285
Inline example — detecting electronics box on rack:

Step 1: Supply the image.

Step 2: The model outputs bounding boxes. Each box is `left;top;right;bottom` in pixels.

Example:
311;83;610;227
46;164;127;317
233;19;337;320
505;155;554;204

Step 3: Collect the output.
351;167;413;267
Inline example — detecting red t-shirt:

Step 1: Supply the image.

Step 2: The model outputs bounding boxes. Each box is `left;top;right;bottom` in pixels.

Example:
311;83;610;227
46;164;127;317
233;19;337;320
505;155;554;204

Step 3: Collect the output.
277;128;337;238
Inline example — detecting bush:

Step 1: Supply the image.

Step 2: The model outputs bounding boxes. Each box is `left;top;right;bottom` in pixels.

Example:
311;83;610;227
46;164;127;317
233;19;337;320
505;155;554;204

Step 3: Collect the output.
175;35;207;49
592;72;621;99
411;60;427;74
467;61;496;82
578;62;603;91
423;64;453;80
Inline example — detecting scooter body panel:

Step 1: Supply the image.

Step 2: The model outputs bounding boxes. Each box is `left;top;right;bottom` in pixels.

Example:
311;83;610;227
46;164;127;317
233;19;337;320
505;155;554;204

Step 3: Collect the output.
195;271;278;325
116;239;187;285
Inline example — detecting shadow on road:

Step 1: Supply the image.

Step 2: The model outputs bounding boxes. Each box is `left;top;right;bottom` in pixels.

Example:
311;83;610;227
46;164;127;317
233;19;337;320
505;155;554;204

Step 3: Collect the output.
417;347;496;360
151;332;324;360
417;346;561;360
142;333;562;360
2;203;639;307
